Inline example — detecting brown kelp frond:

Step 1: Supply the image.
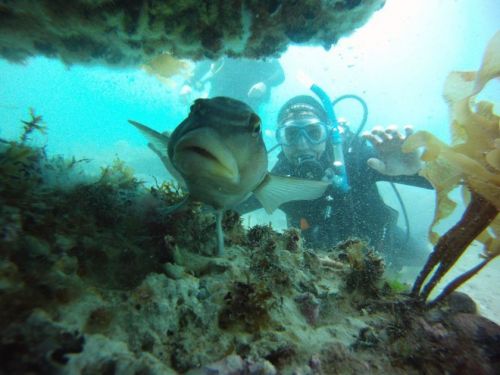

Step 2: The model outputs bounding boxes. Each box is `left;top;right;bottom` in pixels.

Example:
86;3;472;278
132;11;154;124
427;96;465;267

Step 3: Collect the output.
403;31;500;304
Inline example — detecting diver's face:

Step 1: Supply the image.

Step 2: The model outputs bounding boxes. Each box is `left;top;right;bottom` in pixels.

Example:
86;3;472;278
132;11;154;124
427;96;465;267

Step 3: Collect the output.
277;119;328;165
282;140;326;165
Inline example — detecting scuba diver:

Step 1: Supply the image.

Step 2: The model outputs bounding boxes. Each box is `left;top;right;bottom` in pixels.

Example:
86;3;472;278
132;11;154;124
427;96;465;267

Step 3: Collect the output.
237;95;433;270
180;57;285;112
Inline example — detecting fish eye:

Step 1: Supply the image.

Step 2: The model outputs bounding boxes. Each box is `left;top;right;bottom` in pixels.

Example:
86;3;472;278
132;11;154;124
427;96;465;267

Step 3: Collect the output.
250;114;261;136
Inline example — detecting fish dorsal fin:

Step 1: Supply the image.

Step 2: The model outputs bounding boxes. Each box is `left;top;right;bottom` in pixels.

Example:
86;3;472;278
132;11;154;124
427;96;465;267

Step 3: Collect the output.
128;119;169;156
128;119;186;188
253;174;330;214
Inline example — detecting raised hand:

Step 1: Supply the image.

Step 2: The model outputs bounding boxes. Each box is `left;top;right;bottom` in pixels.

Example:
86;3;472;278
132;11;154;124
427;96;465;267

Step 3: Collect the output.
362;125;422;176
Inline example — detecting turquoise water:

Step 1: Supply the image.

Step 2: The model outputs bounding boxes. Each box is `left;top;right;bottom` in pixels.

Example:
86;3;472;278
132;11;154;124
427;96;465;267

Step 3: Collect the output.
0;0;498;232
1;0;497;244
1;1;499;372
0;1;497;232
1;0;497;170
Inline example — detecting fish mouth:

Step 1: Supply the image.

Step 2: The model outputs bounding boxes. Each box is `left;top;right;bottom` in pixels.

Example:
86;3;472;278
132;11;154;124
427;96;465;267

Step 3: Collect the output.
173;127;239;184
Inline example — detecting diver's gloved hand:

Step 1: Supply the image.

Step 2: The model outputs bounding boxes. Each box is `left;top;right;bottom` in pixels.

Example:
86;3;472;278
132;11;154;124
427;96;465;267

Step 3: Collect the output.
247;82;267;99
362;125;422;176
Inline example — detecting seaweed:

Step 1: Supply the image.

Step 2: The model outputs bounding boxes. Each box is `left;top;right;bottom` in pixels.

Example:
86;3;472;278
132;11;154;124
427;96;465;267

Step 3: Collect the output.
0;109;47;200
1;98;500;373
218;281;275;332
404;31;500;306
19;107;46;144
336;238;385;297
246;223;276;248
149;179;187;206
1;112;169;291
248;225;294;292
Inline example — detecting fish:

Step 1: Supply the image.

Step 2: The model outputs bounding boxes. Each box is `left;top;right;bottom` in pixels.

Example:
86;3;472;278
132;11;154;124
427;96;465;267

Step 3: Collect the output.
129;97;329;255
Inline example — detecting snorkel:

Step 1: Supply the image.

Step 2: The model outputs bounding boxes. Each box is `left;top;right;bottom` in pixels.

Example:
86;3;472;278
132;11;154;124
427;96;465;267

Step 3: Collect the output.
312;84;350;192
297;72;350;192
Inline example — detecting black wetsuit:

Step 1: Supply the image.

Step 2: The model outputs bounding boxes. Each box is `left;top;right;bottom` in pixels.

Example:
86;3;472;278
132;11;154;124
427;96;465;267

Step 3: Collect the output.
188;58;285;110
238;134;433;266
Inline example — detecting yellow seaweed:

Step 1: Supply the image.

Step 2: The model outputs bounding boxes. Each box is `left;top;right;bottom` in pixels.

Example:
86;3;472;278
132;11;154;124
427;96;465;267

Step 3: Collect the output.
403;31;500;239
404;31;500;304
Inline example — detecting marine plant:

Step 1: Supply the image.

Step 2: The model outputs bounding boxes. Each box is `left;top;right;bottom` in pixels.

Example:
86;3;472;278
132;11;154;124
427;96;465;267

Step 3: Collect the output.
385;279;410;294
0;109;46;195
0;141;44;199
404;31;500;306
338;238;385;296
282;227;302;252
98;157;142;190
218;281;275;332
246;224;277;248
149;179;186;206
19;108;46;144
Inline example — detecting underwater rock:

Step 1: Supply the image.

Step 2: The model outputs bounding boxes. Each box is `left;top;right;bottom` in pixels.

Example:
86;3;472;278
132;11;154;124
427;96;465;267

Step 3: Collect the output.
0;310;84;374
66;334;175;375
445;291;478;315
185;354;277;375
0;0;385;65
171;246;231;276
294;292;320;326
387;305;500;374
2;135;500;374
317;342;372;374
450;312;500;367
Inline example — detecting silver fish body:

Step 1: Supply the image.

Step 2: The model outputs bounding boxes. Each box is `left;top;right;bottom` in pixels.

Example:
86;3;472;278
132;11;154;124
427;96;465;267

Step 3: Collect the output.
168;97;267;209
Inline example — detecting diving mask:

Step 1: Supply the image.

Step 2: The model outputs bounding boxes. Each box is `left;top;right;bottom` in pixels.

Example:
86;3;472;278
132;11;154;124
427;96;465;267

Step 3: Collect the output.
276;119;328;146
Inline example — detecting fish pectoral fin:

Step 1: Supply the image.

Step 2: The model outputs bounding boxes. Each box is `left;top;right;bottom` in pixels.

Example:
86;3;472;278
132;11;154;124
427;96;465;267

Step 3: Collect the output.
128;119;170;157
253;174;330;214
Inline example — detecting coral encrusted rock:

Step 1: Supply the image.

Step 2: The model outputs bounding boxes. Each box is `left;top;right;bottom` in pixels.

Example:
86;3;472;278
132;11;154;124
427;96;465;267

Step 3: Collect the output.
0;0;385;66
